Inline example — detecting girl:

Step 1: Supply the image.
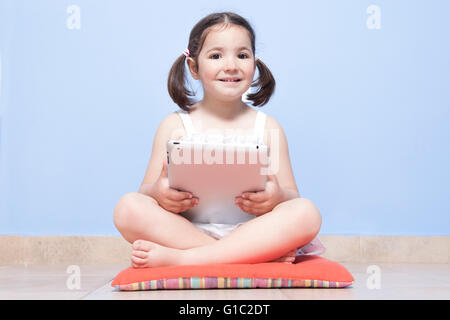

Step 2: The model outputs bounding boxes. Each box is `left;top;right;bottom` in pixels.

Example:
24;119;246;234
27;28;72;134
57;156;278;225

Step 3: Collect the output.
113;12;325;268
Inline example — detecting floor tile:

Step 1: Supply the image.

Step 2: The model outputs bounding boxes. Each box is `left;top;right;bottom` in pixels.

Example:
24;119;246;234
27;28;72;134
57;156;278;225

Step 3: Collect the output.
1;263;449;300
84;282;287;300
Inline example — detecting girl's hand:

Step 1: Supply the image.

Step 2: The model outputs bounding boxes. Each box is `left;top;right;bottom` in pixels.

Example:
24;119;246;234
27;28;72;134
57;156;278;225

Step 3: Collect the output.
234;173;284;216
150;160;199;213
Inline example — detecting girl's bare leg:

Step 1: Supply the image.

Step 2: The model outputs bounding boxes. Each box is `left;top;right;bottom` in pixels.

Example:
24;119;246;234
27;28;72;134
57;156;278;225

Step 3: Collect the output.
114;192;298;265
113;192;217;249
130;197;322;268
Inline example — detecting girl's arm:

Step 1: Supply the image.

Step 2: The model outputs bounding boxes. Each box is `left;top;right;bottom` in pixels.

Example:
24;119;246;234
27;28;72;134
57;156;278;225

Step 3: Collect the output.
138;183;155;197
264;115;301;198
235;116;302;216
138;112;183;197
281;187;300;202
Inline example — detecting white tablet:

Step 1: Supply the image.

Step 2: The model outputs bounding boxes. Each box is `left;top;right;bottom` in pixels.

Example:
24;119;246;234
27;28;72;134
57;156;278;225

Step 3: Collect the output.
166;139;269;219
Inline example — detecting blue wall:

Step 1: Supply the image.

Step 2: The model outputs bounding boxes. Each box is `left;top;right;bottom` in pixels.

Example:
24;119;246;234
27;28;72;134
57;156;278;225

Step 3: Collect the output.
0;0;449;236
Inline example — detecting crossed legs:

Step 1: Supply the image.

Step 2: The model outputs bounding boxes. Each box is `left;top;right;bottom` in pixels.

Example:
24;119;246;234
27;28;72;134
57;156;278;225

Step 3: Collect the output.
114;192;217;249
113;192;322;268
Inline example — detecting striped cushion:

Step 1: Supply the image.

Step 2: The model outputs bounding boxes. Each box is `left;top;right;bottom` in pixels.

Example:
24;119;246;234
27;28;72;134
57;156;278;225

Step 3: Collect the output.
111;255;354;290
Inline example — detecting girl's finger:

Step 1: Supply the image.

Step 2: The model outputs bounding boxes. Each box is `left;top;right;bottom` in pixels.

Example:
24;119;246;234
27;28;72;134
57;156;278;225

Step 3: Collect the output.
239;198;268;210
167;189;193;201
236;203;249;214
186;197;199;210
235;197;267;214
242;192;267;203
239;204;265;216
168;197;198;213
179;198;196;206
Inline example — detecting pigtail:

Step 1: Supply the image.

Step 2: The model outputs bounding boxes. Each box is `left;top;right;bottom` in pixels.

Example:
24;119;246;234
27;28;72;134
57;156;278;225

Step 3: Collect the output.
167;54;195;111
246;59;276;107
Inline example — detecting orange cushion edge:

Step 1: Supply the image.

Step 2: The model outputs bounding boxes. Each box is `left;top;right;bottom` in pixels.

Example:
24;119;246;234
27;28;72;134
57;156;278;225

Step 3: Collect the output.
111;256;354;287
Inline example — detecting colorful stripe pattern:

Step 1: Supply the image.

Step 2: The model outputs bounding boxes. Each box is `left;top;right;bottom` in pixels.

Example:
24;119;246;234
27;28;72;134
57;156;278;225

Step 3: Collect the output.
115;277;353;291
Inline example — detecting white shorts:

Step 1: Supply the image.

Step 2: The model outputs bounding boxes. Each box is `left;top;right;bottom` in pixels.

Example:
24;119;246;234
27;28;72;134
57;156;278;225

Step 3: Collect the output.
193;222;326;256
193;222;245;240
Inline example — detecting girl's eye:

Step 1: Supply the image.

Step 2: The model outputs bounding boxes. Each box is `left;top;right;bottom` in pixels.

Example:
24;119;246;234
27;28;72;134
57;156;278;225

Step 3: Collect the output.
209;53;250;59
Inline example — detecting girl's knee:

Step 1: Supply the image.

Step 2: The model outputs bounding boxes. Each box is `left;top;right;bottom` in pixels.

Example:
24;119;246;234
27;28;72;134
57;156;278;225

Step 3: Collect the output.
113;192;154;229
291;198;322;237
113;192;134;228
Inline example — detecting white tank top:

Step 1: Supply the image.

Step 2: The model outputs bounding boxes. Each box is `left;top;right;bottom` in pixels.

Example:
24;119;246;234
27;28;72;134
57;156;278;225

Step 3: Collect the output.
175;109;267;224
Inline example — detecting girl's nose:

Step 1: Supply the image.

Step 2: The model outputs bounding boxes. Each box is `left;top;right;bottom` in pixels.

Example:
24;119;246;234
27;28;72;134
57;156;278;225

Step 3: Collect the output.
223;57;238;71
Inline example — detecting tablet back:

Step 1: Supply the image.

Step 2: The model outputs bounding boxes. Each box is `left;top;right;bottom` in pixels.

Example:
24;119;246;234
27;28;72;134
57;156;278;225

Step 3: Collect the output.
167;140;269;224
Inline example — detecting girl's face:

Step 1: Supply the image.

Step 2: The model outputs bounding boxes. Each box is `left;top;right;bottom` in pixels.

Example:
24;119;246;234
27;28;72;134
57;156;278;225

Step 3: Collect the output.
188;24;257;103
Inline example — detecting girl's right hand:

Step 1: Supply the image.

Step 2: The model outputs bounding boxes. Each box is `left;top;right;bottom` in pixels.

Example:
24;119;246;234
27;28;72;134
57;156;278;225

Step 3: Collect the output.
150;159;199;213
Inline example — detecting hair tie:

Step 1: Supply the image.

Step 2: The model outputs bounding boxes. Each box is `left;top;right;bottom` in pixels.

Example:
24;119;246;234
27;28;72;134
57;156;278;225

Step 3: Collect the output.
182;48;190;58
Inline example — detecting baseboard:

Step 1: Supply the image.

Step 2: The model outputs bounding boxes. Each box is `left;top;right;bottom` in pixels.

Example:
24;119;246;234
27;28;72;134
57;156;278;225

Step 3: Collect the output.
0;235;449;266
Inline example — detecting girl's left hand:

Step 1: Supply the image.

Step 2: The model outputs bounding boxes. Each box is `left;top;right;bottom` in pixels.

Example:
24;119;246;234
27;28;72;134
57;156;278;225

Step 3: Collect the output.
234;173;284;216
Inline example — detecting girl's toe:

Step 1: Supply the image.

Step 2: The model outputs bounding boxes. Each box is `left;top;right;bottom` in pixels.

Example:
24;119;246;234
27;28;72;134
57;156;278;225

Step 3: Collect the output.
131;255;146;267
132;239;154;251
132;250;148;259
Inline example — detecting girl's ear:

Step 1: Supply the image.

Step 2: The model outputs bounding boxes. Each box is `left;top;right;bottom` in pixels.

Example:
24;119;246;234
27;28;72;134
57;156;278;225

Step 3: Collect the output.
186;57;199;80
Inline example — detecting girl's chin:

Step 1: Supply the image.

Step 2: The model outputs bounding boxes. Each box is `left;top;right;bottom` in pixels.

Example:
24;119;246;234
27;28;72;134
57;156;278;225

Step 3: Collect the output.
217;94;247;103
204;91;248;102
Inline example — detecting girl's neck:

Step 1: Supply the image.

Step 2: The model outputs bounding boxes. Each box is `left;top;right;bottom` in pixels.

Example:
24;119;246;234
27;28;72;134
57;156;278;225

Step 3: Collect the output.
197;96;247;121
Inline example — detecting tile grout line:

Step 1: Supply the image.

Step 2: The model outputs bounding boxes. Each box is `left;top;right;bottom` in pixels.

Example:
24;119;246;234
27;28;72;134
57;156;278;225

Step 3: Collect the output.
81;280;116;300
276;288;292;300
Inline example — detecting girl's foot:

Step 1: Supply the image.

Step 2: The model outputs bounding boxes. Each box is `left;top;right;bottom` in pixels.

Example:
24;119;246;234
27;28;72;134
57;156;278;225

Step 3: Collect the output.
131;240;183;268
270;249;297;264
131;239;297;268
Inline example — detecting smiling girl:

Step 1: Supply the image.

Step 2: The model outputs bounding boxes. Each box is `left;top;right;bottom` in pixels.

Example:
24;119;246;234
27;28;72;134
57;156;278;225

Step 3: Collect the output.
113;12;325;268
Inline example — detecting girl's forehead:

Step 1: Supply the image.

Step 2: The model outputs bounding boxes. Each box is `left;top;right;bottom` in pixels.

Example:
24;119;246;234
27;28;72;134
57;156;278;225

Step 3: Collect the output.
202;24;252;50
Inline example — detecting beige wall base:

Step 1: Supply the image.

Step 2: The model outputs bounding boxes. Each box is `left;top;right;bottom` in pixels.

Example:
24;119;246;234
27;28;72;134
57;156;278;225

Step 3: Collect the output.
0;235;449;266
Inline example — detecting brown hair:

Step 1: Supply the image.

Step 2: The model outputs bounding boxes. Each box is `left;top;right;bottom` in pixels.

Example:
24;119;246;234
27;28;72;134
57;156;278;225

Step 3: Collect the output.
167;12;276;111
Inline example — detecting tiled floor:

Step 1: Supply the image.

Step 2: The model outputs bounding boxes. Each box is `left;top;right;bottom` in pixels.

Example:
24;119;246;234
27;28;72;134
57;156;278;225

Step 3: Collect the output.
0;263;449;300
